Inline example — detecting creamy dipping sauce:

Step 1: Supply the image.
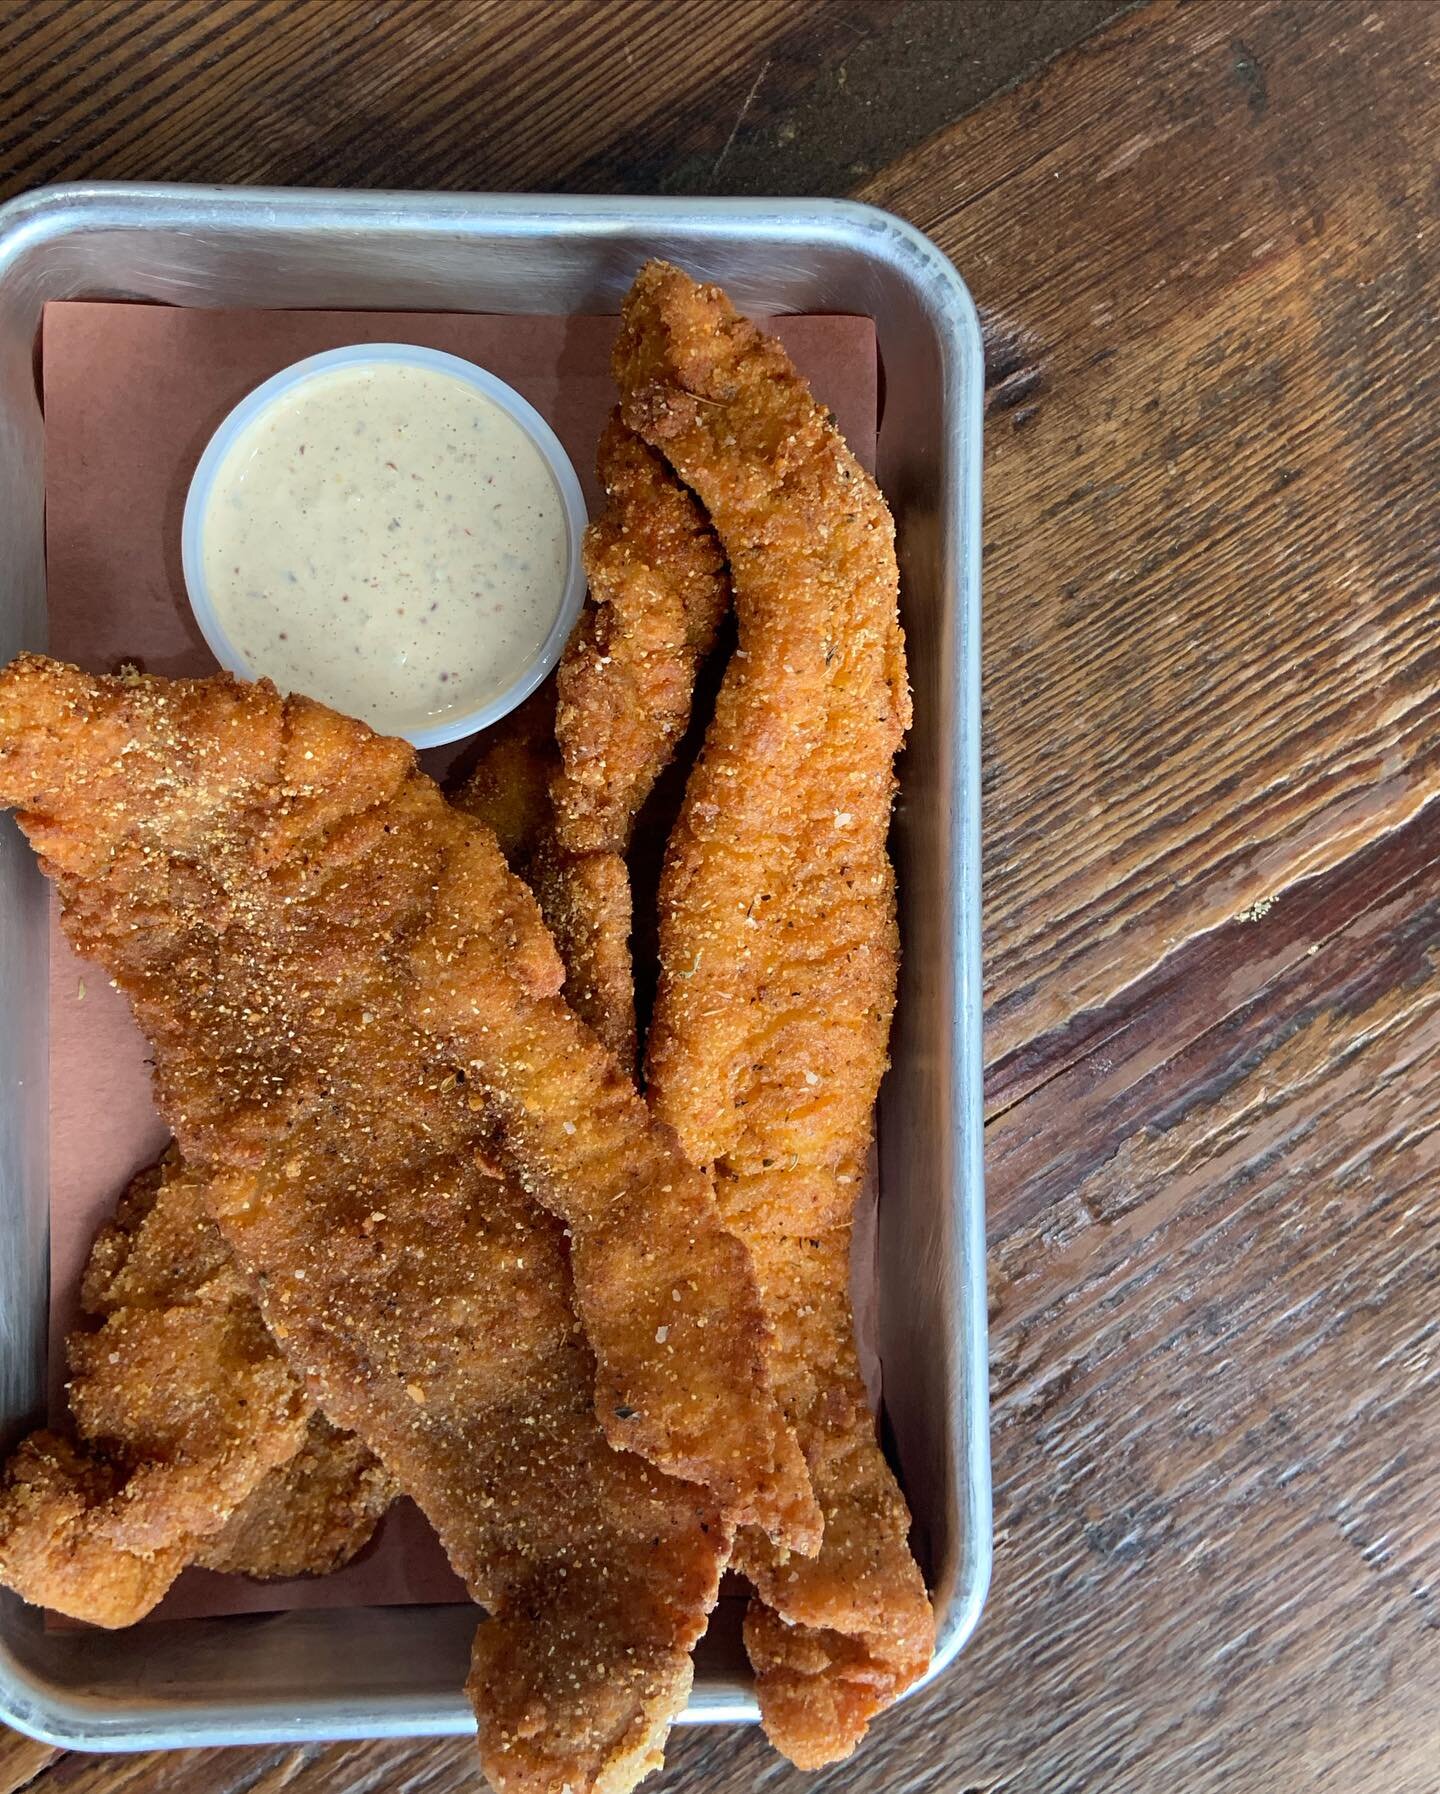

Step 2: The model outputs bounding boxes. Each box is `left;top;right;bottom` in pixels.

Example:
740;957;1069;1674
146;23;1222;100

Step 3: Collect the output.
200;362;569;738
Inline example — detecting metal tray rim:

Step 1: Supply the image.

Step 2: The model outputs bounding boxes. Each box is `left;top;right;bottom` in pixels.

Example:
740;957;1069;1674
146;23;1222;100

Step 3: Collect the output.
0;179;988;1751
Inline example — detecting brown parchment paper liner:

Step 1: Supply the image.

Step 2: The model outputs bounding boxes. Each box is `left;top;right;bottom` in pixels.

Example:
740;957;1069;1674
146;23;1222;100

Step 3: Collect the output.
41;301;880;1624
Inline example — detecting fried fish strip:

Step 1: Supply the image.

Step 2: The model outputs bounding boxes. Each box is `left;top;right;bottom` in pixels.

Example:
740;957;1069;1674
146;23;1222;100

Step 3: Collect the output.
41;690;572;1600
0;1432;191;1628
0;1149;390;1624
2;697;554;1616
523;835;638;1068
0;655;810;1789
451;713;635;1072
553;418;730;862
86;1160;394;1582
0;655;814;1552
195;1413;395;1580
453;678;559;871
0;1157;313;1626
617;261;935;1766
457;417;730;1074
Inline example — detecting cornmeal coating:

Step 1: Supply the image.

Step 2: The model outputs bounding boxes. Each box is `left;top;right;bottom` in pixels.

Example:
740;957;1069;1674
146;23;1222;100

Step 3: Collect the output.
196;1414;395;1580
458;417;730;1075
617;261;934;1767
0;1157;311;1626
0;654;816;1793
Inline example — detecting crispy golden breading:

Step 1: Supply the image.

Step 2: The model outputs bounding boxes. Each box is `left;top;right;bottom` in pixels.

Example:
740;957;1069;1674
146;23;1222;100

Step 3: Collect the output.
0;1431;191;1629
79;1153;229;1314
452;759;639;1071
0;1150;388;1620
84;1154;391;1581
0;656;814;1553
733;1238;935;1766
414;832;815;1556
213;1092;729;1794
0;655;813;1791
553;416;730;858
539;417;731;1073
524;834;638;1068
617;261;934;1765
0;1156;313;1626
82;1154;392;1578
456;419;729;1076
64;1280;305;1556
21;697;552;1606
196;1414;395;1579
29;692;558;1605
453;679;559;870
451;679;640;1060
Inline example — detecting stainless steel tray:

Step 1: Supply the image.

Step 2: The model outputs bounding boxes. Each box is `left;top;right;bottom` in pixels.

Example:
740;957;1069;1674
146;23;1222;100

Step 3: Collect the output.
0;183;989;1751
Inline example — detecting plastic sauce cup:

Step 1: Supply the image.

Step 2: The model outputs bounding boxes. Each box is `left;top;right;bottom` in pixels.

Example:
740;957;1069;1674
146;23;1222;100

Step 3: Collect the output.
181;343;588;748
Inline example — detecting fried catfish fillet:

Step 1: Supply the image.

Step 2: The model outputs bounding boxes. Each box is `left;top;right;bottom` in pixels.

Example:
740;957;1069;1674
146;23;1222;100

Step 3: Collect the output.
213;1093;728;1794
538;418;731;1070
195;1413;395;1580
617;261;935;1766
0;1431;192;1628
0;654;814;1552
454;678;559;870
3;691;555;1619
0;1156;313;1626
11;689;560;1611
0;654;814;1790
457;416;730;1075
0;1150;389;1624
450;712;635;1073
85;1155;393;1582
554;417;730;862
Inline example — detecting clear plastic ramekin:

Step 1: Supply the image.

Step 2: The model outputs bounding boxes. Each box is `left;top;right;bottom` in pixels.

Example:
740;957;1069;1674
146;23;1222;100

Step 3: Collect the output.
181;342;588;748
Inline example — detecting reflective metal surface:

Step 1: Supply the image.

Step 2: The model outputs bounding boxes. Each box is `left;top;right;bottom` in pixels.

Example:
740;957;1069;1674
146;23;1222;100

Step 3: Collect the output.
0;183;988;1751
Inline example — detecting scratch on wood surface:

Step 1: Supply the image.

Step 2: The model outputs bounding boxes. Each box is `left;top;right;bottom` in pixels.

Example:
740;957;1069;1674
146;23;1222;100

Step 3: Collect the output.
980;311;1046;395
711;58;771;179
1098;124;1177;179
986;365;1045;416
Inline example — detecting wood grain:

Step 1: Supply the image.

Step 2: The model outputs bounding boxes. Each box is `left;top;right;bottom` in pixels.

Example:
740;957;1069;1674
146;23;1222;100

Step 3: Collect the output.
0;0;1132;204
866;0;1440;1069
5;2;1440;1792
970;815;1440;1794
0;1730;56;1794
0;0;864;199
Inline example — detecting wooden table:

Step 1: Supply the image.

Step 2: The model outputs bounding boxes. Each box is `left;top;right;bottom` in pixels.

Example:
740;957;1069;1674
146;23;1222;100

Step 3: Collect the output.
4;1;1439;1789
